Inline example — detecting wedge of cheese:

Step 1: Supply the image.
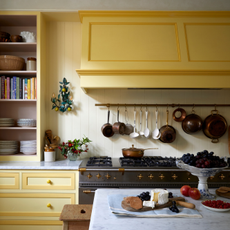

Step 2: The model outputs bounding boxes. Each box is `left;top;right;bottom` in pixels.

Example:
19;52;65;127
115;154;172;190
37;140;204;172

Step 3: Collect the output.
150;189;169;205
143;200;156;209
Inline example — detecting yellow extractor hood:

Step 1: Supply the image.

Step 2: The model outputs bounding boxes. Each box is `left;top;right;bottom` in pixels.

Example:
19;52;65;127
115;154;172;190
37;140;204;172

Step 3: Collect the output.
76;11;230;93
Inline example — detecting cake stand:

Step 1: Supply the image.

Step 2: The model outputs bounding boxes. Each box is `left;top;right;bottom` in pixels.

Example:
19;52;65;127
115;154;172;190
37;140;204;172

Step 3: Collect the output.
176;160;228;199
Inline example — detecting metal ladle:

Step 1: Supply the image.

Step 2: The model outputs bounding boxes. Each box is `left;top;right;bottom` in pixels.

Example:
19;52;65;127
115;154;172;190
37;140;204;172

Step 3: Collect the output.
144;108;150;138
139;107;144;136
130;109;139;139
152;108;161;139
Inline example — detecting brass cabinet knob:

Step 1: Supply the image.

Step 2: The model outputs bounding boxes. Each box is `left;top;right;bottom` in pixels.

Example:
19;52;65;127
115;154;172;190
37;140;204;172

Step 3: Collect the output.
47;179;51;184
148;174;154;180
114;177;116;180
172;174;178;180
219;174;225;180
105;174;111;179
187;177;191;180
209;176;214;180
96;173;101;179
47;203;51;208
137;174;143;180
87;173;92;179
159;174;165;180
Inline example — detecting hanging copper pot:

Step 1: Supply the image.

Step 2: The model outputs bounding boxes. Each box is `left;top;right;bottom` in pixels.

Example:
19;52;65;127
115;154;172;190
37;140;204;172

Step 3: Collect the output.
112;108;126;135
101;109;114;138
182;109;203;134
159;109;176;143
203;110;227;143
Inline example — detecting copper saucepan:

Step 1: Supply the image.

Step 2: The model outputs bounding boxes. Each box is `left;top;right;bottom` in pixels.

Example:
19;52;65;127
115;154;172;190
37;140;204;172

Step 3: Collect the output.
182;109;203;134
101;109;114;138
122;144;158;157
159;109;176;143
203;110;228;143
112;108;126;135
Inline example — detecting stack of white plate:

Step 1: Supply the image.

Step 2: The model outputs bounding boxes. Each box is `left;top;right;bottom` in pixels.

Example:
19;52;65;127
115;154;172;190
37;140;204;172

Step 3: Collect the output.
0;140;18;155
0;118;14;127
17;119;36;127
20;140;36;155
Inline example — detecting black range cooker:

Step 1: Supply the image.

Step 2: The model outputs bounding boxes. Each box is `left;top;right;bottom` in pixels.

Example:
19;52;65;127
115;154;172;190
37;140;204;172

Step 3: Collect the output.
79;156;230;204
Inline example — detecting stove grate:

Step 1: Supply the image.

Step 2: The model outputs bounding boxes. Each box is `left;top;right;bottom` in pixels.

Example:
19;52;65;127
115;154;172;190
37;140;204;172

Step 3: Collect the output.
86;156;112;167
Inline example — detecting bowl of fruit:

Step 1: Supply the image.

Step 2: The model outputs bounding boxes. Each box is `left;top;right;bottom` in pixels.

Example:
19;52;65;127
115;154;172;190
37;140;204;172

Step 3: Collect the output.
176;150;228;199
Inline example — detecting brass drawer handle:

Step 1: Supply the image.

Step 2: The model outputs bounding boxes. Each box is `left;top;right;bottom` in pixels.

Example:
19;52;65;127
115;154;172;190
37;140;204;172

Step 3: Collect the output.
47;203;51;208
83;190;95;194
47;179;52;184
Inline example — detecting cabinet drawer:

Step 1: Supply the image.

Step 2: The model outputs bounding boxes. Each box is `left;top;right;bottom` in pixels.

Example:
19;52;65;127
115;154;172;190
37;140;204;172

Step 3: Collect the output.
0;224;62;230
0;173;19;189
22;173;75;190
0;193;75;216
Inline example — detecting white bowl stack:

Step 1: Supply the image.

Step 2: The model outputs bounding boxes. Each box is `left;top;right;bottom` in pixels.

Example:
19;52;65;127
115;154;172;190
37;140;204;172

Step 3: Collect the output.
17;119;36;127
0;140;18;155
20;140;36;155
0;118;14;127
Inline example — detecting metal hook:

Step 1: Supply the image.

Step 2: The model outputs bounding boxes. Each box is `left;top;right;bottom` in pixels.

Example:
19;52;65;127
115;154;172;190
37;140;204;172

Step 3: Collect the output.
134;104;136;111
140;104;142;112
125;104;127;112
156;104;158;112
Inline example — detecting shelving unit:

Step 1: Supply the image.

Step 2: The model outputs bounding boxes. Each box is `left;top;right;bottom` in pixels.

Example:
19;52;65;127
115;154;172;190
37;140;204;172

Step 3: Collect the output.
0;11;46;161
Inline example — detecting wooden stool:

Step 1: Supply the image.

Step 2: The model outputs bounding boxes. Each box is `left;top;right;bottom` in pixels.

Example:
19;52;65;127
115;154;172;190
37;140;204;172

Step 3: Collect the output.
59;204;92;230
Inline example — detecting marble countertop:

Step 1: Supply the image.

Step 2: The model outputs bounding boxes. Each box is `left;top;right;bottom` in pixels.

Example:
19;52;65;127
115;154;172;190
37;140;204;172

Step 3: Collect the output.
0;160;82;170
89;188;230;230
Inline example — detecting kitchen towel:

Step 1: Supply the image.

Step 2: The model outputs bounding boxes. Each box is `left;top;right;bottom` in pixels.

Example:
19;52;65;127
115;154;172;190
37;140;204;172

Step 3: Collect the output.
108;194;202;218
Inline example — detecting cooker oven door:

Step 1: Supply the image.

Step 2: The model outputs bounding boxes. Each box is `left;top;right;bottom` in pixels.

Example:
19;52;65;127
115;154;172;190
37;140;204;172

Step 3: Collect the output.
79;187;96;204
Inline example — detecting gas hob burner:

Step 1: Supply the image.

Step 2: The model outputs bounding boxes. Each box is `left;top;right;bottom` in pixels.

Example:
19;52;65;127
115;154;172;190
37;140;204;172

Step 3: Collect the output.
119;156;177;167
86;156;112;167
120;157;148;167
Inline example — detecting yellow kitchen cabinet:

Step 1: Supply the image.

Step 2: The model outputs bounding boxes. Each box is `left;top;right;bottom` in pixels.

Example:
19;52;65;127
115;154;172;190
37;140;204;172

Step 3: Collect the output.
0;170;79;230
77;11;230;92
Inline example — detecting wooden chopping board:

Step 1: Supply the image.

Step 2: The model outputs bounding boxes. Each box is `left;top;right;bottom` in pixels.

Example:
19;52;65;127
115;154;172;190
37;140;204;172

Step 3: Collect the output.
216;189;230;199
122;197;185;212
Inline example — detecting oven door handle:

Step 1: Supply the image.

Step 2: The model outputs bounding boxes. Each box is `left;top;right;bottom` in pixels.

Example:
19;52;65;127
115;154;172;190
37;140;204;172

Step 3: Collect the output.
83;190;96;194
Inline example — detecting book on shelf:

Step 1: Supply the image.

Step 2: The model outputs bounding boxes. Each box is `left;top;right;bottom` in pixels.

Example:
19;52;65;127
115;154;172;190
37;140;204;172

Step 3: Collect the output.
4;79;7;99
22;79;25;99
34;78;37;99
1;76;5;99
24;78;28;99
16;77;19;99
31;77;35;99
11;78;13;99
13;76;17;99
19;78;22;99
7;77;10;99
27;78;31;99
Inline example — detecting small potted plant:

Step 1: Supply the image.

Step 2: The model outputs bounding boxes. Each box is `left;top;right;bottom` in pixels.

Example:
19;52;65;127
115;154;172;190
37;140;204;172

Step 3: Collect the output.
58;136;92;161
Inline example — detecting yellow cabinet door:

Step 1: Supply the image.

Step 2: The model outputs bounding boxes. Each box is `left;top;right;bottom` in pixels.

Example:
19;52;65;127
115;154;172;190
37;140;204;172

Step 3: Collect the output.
0;173;19;189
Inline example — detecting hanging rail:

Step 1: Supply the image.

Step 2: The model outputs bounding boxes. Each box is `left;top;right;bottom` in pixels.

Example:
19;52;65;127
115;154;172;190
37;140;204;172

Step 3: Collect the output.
95;103;230;107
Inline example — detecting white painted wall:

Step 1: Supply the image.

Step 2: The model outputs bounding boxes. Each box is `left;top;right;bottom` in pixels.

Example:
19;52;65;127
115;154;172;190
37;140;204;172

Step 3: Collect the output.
1;0;230;11
46;21;230;160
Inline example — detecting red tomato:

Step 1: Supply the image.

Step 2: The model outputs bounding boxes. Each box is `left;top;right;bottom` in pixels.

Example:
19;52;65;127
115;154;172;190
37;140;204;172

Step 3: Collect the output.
180;185;191;197
189;188;201;200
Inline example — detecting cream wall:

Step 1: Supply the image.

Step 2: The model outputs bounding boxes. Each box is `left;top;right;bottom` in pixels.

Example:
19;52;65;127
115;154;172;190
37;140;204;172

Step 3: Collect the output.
46;21;230;160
